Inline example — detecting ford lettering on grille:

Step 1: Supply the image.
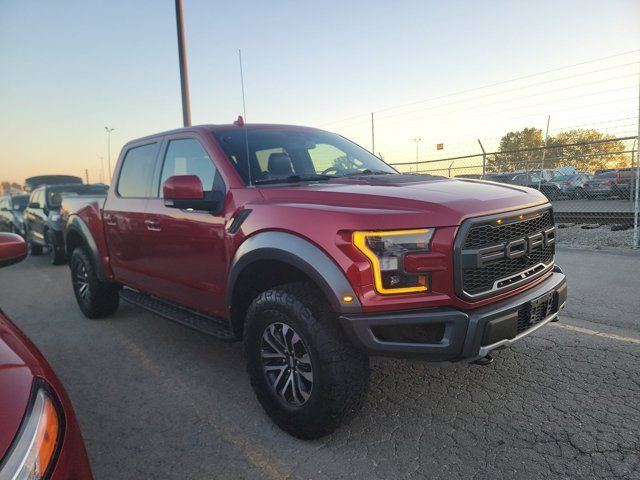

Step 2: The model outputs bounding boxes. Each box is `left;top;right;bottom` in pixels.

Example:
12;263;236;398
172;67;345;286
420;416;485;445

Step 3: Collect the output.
454;207;555;299
474;227;555;268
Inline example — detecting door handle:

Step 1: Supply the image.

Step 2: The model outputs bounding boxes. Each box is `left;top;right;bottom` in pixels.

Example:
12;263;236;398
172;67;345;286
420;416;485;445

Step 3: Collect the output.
104;215;117;227
145;218;161;232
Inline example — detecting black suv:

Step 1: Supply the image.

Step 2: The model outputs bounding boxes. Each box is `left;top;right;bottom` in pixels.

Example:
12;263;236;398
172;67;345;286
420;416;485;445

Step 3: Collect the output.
0;195;29;237
24;183;108;264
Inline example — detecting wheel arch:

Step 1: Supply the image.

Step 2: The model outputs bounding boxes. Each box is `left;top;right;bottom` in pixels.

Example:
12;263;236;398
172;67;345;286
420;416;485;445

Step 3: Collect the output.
227;231;361;337
65;215;109;282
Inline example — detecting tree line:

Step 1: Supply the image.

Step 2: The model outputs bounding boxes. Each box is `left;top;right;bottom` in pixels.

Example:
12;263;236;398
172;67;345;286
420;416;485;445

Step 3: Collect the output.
487;127;630;173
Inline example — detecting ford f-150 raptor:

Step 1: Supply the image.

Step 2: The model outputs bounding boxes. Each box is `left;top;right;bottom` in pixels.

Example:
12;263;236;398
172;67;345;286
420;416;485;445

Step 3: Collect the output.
62;122;567;439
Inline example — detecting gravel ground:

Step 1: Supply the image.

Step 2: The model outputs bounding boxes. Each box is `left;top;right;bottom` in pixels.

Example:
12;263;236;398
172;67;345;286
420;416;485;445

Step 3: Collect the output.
556;223;635;249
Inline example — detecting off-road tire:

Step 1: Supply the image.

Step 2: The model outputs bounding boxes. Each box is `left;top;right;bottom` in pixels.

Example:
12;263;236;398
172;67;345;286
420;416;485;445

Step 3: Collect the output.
47;230;65;265
244;282;370;439
70;247;119;318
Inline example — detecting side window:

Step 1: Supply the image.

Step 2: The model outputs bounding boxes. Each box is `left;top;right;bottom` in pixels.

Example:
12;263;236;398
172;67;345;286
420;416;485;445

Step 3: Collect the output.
117;143;160;198
308;143;357;173
29;190;41;208
159;139;223;195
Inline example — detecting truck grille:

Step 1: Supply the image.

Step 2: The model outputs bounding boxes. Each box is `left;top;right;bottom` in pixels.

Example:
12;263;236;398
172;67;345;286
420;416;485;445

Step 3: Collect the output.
455;206;555;300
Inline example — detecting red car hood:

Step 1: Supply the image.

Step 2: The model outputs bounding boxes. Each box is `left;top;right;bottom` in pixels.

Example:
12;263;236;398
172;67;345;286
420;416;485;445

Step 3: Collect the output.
258;176;549;226
0;310;38;461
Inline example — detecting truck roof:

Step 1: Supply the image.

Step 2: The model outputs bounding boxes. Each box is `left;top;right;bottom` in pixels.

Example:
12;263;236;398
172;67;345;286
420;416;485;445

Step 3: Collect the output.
124;123;324;147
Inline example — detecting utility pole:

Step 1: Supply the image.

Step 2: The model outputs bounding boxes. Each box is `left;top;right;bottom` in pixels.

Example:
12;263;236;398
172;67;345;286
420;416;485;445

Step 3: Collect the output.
371;112;375;154
104;127;114;182
175;0;192;127
85;169;89;184
413;138;421;173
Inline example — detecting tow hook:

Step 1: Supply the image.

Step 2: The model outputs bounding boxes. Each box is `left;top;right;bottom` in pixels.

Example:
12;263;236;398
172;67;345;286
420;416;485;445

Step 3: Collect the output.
473;354;494;366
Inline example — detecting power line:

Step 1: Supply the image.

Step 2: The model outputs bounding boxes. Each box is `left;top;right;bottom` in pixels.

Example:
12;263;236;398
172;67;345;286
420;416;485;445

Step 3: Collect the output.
374;85;638;129
320;49;640;127
369;73;637;127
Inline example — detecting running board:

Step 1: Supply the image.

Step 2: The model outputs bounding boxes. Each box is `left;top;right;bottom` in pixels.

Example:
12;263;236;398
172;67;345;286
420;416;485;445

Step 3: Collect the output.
120;288;236;341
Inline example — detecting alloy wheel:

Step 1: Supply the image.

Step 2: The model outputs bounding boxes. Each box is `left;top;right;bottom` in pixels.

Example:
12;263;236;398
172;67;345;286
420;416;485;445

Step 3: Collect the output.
261;322;313;407
74;262;90;302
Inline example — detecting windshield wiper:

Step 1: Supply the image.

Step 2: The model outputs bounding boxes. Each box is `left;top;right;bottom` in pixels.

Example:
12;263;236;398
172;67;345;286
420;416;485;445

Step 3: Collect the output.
253;174;332;185
341;169;395;177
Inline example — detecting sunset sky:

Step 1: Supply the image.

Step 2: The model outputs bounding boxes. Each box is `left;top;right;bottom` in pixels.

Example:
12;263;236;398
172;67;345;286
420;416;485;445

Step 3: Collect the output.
1;0;639;185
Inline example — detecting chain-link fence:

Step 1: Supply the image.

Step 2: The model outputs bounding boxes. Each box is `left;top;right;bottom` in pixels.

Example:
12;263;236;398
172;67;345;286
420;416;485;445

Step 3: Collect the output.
389;136;640;248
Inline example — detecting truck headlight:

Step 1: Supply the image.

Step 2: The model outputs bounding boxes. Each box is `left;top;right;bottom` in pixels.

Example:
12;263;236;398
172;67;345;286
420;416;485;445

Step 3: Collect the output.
0;383;62;480
353;228;434;294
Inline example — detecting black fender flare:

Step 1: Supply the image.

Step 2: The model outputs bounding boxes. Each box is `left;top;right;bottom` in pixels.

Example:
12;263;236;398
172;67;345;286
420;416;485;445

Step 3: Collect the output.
227;231;362;314
65;215;109;282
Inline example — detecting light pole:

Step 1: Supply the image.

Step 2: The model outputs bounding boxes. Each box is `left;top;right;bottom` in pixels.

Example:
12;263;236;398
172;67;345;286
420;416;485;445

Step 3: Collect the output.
98;156;105;183
413;138;422;173
104;127;114;182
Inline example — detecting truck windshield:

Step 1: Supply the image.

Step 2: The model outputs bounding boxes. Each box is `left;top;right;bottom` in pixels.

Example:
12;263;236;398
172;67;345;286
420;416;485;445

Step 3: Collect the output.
11;195;29;211
212;129;397;184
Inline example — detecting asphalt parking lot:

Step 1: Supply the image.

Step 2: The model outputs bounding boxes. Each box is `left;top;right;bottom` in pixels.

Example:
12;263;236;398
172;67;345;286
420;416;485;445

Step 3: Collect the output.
1;247;639;480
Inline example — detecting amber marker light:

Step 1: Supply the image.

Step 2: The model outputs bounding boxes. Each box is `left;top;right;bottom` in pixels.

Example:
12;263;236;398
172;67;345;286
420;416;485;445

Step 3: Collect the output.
353;228;433;295
1;385;62;480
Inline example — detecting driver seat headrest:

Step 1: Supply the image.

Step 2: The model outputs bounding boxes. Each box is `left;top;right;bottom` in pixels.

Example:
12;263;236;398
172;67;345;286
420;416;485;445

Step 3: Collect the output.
268;152;294;177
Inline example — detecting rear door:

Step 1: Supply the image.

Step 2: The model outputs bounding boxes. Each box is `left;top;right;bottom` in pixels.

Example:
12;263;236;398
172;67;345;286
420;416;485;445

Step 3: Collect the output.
25;189;47;245
143;134;228;317
102;141;161;288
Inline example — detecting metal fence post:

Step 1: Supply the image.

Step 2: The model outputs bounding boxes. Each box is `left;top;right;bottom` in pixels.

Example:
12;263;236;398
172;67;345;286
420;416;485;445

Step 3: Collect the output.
635;72;640;248
478;139;486;178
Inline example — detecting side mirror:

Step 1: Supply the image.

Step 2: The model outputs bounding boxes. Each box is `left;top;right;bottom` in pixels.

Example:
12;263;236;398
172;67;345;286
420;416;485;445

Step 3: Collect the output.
163;175;222;213
0;233;28;268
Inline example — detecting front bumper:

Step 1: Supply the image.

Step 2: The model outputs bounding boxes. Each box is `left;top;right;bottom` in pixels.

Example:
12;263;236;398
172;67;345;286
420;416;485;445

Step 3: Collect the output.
339;267;567;363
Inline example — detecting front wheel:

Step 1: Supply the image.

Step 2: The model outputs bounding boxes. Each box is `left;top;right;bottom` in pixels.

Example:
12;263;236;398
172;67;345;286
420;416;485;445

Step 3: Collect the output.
244;283;370;440
70;247;120;318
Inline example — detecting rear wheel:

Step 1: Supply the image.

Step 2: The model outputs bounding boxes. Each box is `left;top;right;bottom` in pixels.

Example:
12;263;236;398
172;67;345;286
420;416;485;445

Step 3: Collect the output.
46;231;65;265
70;247;119;318
244;282;370;439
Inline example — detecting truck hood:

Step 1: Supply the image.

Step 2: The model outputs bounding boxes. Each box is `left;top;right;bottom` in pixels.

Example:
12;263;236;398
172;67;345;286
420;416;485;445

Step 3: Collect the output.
257;175;549;227
0;311;37;461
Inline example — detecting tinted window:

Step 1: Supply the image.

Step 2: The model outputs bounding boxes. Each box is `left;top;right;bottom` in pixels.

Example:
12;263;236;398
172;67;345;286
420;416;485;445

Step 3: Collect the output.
117;143;160;197
159;139;222;195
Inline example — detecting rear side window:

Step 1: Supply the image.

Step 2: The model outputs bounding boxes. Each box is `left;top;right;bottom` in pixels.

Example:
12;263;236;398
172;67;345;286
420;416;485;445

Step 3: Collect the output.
117;143;160;198
159;138;224;195
29;189;43;208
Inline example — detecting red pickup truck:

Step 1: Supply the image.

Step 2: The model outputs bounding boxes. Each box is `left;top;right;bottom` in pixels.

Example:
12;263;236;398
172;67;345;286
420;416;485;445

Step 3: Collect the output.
62;122;567;439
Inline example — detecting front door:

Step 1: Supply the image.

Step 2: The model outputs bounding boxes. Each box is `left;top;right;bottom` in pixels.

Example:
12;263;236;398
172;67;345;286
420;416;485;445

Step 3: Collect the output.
143;136;228;318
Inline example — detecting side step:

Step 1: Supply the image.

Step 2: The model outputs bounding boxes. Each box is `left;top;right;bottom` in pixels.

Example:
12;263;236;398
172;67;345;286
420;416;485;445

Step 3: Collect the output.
120;288;236;341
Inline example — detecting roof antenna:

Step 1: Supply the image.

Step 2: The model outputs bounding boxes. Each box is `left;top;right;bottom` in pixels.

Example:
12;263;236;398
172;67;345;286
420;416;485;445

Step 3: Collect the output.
238;49;252;186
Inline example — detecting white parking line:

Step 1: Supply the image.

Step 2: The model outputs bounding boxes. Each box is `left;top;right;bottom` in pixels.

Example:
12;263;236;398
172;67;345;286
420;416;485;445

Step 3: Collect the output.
550;323;640;345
